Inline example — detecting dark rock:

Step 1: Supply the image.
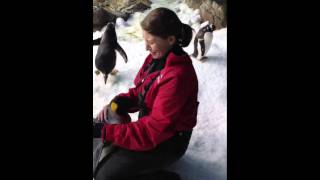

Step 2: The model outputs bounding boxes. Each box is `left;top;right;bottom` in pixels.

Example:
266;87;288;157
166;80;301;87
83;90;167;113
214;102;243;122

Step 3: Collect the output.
93;0;151;32
184;0;227;29
93;7;117;32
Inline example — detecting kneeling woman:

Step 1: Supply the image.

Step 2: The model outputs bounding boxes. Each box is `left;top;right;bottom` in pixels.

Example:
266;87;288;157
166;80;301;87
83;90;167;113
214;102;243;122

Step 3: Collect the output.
93;7;199;180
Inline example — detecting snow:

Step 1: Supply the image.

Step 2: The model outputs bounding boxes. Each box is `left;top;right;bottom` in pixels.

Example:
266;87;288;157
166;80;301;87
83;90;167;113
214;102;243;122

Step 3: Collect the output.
115;17;128;28
93;1;226;179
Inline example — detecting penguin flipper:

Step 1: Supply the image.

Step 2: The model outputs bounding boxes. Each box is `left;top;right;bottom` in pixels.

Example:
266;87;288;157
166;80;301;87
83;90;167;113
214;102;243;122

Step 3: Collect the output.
115;43;128;63
93;38;101;46
192;37;198;57
199;39;206;56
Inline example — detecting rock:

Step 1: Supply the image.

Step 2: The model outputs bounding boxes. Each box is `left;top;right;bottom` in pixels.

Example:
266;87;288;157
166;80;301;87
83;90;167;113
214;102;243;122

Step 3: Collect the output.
183;0;226;29
184;0;203;9
199;0;226;29
121;1;151;14
93;7;117;32
93;0;152;32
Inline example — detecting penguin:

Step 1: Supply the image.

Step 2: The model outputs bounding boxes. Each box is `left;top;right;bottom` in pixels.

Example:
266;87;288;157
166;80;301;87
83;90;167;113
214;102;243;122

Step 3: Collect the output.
92;98;132;177
191;21;216;61
107;102;131;124
94;22;128;84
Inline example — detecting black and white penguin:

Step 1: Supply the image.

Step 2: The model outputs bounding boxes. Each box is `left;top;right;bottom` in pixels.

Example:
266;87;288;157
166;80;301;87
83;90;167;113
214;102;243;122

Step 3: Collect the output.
191;21;216;61
94;22;128;84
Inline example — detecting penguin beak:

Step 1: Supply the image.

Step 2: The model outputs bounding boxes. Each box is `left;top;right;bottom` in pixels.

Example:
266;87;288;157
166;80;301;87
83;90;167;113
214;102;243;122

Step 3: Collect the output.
211;24;216;31
107;22;115;29
104;74;108;84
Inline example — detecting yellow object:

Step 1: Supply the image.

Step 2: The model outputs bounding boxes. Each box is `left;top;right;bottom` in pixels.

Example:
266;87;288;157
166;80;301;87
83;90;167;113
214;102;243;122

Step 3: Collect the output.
111;102;118;112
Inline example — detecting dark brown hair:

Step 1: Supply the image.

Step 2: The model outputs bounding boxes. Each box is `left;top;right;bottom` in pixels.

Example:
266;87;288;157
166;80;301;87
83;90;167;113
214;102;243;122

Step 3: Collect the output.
140;7;193;47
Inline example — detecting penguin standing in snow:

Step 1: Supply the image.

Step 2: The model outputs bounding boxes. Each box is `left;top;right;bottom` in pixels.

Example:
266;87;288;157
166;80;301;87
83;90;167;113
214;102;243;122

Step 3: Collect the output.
191;21;216;61
94;22;128;84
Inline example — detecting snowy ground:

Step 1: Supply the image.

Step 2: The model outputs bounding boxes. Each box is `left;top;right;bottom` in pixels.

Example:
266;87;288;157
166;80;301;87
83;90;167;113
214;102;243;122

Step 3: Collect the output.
93;1;226;180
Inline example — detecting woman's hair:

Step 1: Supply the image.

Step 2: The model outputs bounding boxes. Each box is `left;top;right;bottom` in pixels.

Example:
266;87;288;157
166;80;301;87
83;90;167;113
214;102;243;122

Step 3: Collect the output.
140;7;193;47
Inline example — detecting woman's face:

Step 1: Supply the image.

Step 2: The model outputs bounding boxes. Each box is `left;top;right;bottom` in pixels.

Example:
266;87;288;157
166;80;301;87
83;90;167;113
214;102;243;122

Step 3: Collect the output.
142;30;176;59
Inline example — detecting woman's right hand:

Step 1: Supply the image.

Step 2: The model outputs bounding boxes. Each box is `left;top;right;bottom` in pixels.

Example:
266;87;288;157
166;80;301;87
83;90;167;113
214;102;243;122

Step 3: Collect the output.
97;104;109;122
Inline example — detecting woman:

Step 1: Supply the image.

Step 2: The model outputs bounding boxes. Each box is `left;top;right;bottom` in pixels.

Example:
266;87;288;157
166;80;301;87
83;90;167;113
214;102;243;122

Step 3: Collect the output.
93;7;199;180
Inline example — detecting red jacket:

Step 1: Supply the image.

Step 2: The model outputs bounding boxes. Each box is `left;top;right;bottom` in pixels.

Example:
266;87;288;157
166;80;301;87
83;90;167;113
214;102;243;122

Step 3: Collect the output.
102;51;199;151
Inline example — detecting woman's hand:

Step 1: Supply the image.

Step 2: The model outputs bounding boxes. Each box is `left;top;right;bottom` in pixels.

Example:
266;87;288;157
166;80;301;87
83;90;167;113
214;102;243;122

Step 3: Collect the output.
97;104;109;122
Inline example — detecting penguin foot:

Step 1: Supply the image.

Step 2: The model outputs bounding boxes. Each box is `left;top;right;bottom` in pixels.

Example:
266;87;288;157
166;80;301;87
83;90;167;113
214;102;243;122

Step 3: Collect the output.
199;56;208;62
110;69;119;75
132;170;181;180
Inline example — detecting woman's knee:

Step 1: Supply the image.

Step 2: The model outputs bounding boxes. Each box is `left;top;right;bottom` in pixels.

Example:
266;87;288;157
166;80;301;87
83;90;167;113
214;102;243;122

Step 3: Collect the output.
95;169;123;180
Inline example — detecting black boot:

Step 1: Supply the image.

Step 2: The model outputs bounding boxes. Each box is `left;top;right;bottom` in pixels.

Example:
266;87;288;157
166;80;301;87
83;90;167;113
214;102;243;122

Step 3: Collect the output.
154;170;181;180
133;170;182;180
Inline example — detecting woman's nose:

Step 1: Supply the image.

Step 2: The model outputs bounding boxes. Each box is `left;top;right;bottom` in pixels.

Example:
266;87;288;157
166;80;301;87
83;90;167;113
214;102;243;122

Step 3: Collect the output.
146;45;151;51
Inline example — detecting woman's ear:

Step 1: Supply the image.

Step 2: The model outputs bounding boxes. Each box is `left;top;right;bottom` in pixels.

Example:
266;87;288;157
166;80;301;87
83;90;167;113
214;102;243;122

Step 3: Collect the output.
167;35;176;46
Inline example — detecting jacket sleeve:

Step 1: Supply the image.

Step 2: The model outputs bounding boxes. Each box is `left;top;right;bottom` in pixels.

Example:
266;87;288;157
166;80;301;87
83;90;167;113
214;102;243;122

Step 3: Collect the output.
103;71;193;151
117;87;140;113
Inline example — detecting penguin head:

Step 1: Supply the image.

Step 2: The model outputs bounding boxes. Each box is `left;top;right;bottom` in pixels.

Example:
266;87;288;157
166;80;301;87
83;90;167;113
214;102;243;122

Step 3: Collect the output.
101;22;117;44
211;24;216;31
206;24;216;32
111;96;135;115
106;22;115;30
106;101;132;124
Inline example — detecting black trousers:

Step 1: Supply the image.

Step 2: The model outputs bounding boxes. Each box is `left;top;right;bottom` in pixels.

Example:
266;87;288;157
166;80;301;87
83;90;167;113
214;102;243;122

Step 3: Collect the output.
93;131;192;180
